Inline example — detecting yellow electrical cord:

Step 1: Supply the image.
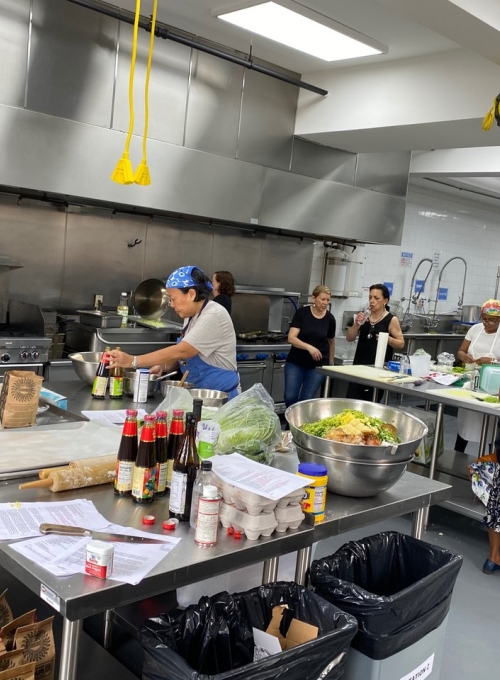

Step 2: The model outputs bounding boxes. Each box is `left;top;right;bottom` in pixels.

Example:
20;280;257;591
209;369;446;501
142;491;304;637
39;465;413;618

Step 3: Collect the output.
134;0;157;185
111;0;141;184
482;96;500;131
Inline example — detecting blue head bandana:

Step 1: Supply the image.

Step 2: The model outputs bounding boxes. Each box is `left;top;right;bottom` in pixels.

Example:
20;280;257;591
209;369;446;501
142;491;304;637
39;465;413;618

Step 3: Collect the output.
166;265;213;290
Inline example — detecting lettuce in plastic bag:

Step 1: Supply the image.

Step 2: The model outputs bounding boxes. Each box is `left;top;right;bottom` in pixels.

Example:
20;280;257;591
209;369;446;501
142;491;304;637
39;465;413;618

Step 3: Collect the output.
212;384;280;464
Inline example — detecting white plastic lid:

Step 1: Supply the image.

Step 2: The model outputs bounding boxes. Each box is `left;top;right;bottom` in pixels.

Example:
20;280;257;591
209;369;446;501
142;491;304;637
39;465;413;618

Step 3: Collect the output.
87;540;114;555
203;485;219;498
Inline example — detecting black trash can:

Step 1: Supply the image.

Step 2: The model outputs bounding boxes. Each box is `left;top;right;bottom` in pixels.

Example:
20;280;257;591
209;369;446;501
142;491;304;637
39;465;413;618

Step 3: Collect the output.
309;532;463;680
139;582;358;680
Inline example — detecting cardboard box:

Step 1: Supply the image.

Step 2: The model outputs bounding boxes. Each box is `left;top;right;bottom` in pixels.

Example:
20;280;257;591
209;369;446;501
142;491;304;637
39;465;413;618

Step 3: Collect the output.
39;388;67;410
0;372;43;429
253;605;319;659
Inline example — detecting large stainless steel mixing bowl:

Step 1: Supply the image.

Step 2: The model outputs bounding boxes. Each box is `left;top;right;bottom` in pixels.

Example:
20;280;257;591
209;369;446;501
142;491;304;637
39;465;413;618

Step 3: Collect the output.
189;388;228;408
296;444;412;497
123;370;159;398
285;398;427;464
69;352;101;385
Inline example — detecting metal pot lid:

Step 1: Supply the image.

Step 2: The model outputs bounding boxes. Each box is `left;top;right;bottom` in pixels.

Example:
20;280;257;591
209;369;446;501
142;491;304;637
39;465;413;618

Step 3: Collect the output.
132;279;169;319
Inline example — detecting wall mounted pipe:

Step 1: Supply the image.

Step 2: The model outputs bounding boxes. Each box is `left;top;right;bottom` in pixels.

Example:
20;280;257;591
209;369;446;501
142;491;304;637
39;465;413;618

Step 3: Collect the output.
66;0;328;96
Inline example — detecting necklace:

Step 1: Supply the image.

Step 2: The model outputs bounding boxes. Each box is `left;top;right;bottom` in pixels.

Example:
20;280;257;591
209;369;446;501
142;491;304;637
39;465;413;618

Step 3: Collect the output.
367;311;386;340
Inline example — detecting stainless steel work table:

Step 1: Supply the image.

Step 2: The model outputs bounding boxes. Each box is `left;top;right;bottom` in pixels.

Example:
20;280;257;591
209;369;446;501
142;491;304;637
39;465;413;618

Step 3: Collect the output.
317;364;497;520
0;378;452;679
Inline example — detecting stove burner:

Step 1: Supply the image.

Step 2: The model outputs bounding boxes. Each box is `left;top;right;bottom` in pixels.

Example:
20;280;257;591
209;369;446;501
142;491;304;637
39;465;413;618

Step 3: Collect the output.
236;332;288;344
0;325;52;364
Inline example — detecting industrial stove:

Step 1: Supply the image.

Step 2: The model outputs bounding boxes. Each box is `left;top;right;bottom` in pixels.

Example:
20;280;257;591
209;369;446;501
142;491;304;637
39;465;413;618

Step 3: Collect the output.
0;327;51;376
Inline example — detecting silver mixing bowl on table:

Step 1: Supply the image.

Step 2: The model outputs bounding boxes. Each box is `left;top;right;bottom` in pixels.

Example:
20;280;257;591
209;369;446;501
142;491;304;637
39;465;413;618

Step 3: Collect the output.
285;398;427;498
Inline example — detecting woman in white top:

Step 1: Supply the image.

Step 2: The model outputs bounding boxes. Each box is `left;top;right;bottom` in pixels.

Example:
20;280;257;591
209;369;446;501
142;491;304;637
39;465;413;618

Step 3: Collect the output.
454;299;500;453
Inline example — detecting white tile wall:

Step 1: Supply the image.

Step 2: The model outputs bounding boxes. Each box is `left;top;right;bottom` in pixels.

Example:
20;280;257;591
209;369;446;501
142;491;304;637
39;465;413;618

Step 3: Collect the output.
308;186;500;334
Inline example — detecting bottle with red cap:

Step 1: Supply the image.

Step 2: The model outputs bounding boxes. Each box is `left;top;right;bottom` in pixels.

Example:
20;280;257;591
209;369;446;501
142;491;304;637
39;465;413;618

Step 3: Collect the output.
114;409;138;496
166;409;184;490
154;411;168;497
131;414;156;504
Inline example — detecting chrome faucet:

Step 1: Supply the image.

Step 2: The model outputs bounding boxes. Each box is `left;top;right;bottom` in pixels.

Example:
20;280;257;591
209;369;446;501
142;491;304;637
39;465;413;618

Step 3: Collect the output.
402;258;433;324
432;257;467;317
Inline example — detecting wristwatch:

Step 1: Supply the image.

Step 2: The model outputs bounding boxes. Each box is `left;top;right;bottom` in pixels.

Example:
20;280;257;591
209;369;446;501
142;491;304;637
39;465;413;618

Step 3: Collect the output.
131;356;138;368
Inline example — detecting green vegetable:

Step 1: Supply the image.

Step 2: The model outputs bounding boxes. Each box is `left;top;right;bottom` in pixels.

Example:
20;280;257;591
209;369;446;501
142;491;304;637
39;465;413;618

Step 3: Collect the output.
483;396;500;403
214;398;280;458
300;409;400;444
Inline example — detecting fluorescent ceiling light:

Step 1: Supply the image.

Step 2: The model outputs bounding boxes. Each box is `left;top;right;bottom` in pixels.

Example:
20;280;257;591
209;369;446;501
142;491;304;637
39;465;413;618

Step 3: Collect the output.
214;1;384;62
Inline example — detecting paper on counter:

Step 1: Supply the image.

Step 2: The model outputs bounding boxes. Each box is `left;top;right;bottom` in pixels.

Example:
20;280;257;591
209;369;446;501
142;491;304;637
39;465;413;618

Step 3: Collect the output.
11;523;181;585
81;409;148;427
428;372;461;386
0;499;110;540
210;453;313;500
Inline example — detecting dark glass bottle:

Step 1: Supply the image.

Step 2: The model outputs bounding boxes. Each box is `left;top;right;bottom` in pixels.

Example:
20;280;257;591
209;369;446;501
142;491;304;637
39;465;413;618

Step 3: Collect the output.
166;409;184;490
154;411;169;497
114;409;138;496
131;414;156;504
109;345;124;399
169;413;199;521
192;398;203;423
91;346;111;399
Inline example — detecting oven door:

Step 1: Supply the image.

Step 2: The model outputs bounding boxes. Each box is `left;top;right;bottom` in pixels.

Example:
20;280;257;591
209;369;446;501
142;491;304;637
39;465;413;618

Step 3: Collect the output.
237;361;267;393
270;359;286;412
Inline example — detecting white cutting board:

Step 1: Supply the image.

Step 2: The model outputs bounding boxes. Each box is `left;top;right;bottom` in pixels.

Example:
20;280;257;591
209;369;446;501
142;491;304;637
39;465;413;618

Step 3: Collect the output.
0;421;121;474
425;387;500;407
322;365;416;383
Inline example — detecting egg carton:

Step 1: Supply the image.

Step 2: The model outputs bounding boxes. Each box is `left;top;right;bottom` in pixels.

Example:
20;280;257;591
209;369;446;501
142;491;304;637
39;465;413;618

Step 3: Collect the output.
276;487;306;508
213;474;279;515
274;504;305;532
219;501;278;540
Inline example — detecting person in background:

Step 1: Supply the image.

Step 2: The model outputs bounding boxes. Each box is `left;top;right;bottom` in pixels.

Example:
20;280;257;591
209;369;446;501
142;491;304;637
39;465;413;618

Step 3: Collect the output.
454;299;500;454
284;285;336;407
109;266;240;398
212;270;235;315
345;283;405;401
483;435;500;574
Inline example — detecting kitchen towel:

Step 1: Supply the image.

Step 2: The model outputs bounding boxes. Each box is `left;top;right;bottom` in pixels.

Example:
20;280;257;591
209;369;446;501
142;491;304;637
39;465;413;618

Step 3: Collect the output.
374;332;389;368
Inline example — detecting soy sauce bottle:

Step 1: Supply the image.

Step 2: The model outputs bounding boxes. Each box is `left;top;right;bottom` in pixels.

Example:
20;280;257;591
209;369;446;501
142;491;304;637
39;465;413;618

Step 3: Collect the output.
131;414;156;504
114;409;138;496
91;346;111;399
154;411;168;497
166;409;184;490
169;413;199;521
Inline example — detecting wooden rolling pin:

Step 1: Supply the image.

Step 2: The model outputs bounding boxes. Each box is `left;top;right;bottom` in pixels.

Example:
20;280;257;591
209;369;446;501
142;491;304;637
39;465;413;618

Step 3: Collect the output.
20;461;115;492
38;454;117;479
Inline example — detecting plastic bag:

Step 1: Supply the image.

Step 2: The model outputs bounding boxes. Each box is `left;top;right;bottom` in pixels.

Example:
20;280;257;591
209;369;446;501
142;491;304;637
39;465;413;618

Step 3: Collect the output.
211;384;281;465
140;582;358;680
309;531;462;660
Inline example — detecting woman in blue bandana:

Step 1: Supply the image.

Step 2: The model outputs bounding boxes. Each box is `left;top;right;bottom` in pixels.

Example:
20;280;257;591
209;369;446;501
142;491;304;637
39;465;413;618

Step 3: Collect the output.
109;266;240;399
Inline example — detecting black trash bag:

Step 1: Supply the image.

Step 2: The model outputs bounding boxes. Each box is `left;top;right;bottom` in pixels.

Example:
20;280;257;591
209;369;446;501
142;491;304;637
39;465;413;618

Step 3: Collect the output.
309;531;462;660
140;581;358;680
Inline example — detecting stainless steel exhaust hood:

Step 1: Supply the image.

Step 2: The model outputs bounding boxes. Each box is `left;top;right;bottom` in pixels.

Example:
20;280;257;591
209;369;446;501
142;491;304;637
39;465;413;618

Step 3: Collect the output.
0;256;23;270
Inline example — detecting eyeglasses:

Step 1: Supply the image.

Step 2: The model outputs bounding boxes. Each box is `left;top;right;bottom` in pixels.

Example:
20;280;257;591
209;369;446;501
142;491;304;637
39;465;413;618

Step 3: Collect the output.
482;317;500;324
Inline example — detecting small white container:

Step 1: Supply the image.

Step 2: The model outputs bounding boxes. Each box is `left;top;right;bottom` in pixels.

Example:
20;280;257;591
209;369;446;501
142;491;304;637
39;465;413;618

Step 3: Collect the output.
85;540;114;579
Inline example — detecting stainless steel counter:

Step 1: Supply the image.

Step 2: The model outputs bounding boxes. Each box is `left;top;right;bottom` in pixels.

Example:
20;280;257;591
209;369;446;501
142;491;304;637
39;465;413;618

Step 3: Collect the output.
317;364;495;523
0;378;452;680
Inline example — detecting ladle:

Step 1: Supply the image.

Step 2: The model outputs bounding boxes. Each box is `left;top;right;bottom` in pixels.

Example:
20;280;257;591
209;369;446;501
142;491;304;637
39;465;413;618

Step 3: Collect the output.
151;370;178;382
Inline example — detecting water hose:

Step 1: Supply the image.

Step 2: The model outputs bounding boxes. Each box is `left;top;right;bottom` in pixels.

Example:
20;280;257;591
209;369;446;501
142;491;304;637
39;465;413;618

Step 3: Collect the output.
134;0;157;185
111;0;141;184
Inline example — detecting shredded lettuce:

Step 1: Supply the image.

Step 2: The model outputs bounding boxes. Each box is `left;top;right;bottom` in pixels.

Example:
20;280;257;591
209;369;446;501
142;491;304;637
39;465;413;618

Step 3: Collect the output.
300;409;400;443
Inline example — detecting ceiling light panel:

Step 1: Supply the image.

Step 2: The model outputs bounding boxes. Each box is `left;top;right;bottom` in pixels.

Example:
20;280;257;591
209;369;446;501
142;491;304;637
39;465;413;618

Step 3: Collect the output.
214;1;385;62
